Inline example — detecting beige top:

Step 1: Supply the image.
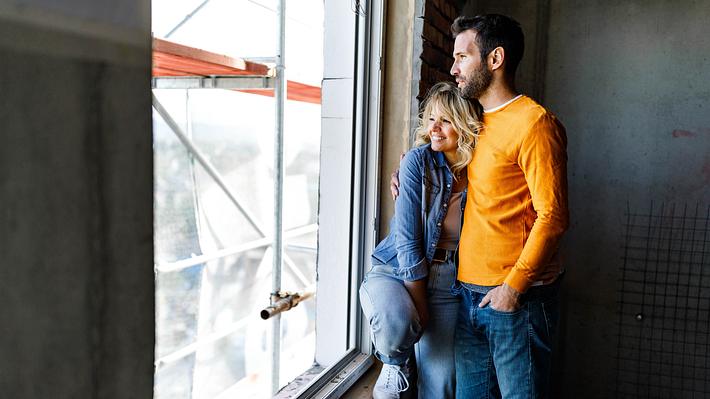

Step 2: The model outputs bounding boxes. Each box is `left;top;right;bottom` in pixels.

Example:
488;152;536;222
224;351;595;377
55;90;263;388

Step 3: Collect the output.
436;191;463;250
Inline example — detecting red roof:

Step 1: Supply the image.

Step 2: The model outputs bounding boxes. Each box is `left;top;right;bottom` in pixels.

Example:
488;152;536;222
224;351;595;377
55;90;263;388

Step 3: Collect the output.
152;38;321;104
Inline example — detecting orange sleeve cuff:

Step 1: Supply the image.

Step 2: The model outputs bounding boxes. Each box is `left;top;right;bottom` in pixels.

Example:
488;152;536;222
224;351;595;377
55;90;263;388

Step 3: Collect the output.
503;268;533;294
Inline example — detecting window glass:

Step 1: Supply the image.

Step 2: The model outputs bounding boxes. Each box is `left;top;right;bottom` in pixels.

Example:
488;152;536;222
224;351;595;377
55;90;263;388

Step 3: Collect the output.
152;0;323;396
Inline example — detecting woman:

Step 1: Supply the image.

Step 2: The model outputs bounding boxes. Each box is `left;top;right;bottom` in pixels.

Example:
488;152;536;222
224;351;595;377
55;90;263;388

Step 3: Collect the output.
359;81;482;399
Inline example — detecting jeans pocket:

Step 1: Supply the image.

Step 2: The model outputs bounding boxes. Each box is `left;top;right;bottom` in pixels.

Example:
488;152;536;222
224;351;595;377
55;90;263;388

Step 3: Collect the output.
427;263;439;291
450;280;463;296
487;303;525;316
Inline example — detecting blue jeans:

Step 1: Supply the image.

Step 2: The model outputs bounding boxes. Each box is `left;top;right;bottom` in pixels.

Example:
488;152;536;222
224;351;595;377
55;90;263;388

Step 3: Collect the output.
454;281;560;399
359;260;460;398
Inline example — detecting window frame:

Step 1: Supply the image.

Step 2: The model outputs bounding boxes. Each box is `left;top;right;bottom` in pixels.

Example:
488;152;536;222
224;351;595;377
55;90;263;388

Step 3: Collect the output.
152;0;386;395
292;0;386;397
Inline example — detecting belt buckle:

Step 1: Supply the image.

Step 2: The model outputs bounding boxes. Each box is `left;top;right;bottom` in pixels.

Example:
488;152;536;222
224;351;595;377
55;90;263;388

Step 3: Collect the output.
432;248;448;263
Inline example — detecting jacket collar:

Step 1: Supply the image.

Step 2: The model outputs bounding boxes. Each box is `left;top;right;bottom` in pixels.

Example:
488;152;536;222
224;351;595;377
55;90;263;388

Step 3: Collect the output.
422;143;450;169
431;147;448;169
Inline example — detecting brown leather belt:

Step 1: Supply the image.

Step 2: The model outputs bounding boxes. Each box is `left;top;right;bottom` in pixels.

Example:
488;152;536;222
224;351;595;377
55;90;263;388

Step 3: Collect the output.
432;248;455;263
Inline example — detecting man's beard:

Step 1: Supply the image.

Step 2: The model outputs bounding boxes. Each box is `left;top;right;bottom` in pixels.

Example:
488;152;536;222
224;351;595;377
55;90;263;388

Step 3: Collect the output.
460;62;492;99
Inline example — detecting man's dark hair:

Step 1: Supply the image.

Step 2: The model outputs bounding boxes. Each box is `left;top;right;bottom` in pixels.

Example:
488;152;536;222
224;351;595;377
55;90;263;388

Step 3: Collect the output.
451;14;524;76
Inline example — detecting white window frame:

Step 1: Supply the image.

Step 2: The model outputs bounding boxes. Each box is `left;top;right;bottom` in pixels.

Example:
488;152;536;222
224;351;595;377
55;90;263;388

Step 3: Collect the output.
289;1;386;397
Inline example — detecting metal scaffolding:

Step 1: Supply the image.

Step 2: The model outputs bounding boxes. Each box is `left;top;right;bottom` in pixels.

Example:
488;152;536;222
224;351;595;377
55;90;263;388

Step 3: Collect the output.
151;0;311;395
270;0;287;394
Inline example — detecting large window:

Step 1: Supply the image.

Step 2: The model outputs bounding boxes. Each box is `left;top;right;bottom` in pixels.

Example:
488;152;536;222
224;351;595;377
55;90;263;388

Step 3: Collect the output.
152;1;384;397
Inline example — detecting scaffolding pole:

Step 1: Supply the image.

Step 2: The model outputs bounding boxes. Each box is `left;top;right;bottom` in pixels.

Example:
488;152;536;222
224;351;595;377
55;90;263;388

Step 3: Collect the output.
151;93;266;237
270;0;286;394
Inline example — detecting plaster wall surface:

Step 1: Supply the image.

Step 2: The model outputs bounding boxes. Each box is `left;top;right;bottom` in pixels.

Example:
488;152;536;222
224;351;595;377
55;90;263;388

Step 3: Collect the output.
462;0;549;101
0;1;153;398
378;0;416;236
545;1;710;396
462;0;710;397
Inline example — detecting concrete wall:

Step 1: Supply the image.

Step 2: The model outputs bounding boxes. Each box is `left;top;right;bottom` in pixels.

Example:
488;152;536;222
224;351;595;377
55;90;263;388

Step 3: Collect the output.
0;2;154;398
546;1;710;396
463;0;710;397
378;0;418;236
461;0;550;101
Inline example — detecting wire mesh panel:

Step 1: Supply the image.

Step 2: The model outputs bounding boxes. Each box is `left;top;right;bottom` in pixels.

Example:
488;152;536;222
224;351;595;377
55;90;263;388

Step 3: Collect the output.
615;203;710;398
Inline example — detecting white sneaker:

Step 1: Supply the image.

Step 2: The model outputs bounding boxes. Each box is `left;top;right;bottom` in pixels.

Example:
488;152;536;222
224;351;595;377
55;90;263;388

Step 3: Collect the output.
372;362;411;399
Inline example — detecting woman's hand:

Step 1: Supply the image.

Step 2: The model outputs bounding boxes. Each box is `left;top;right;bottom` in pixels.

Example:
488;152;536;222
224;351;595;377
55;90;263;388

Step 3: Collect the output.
404;279;429;333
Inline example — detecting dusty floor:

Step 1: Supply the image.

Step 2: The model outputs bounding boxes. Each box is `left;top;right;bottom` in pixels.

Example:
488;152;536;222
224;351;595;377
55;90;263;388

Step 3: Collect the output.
341;361;380;398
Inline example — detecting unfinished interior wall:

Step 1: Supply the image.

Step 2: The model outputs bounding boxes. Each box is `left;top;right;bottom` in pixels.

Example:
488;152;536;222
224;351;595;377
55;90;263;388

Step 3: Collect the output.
378;0;417;235
461;0;549;101
417;0;458;103
379;0;460;235
545;2;710;397
0;2;154;398
462;0;710;397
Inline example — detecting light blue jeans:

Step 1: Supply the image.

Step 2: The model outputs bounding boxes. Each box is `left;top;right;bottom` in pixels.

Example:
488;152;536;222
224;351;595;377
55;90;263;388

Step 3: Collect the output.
359;260;459;398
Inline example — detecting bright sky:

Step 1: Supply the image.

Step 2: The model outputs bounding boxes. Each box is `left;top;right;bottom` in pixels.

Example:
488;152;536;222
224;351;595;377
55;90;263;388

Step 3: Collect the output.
151;0;324;86
151;0;323;230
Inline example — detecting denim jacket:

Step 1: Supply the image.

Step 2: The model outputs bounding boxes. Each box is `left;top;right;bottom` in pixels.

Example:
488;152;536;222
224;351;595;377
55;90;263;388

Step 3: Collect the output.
371;144;467;281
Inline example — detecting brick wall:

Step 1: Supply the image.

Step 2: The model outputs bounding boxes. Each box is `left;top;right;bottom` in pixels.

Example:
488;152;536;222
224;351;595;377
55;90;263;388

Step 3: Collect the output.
417;0;459;103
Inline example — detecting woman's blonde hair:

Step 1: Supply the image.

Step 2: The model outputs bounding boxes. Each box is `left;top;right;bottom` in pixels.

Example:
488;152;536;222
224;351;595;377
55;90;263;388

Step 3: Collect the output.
413;81;483;177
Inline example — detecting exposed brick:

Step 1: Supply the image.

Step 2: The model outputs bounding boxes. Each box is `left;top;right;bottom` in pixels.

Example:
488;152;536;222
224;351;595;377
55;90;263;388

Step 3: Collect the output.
425;3;451;38
450;4;458;20
420;62;430;83
438;3;447;20
418;0;456;103
421;40;450;70
422;22;446;49
436;67;454;83
439;1;453;19
419;79;431;100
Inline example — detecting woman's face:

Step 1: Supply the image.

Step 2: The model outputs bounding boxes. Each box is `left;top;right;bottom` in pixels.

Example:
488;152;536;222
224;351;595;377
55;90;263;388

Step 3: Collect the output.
428;105;459;159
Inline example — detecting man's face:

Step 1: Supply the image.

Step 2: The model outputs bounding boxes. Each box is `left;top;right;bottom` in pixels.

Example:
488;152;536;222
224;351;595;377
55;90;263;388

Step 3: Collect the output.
450;30;492;99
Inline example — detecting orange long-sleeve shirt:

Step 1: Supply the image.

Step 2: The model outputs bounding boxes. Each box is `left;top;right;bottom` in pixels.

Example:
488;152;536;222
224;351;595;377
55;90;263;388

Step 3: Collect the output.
458;95;569;293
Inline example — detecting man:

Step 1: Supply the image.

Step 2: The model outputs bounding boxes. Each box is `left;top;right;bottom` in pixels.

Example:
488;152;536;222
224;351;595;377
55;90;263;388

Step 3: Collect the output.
392;14;568;398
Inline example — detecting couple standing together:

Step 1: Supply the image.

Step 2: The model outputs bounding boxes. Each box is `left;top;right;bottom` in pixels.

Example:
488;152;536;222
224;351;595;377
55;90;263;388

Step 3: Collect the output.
359;14;569;399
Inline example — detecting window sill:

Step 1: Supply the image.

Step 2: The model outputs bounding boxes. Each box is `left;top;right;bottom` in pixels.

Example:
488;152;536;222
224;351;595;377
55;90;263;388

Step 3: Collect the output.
274;353;374;399
340;360;381;398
